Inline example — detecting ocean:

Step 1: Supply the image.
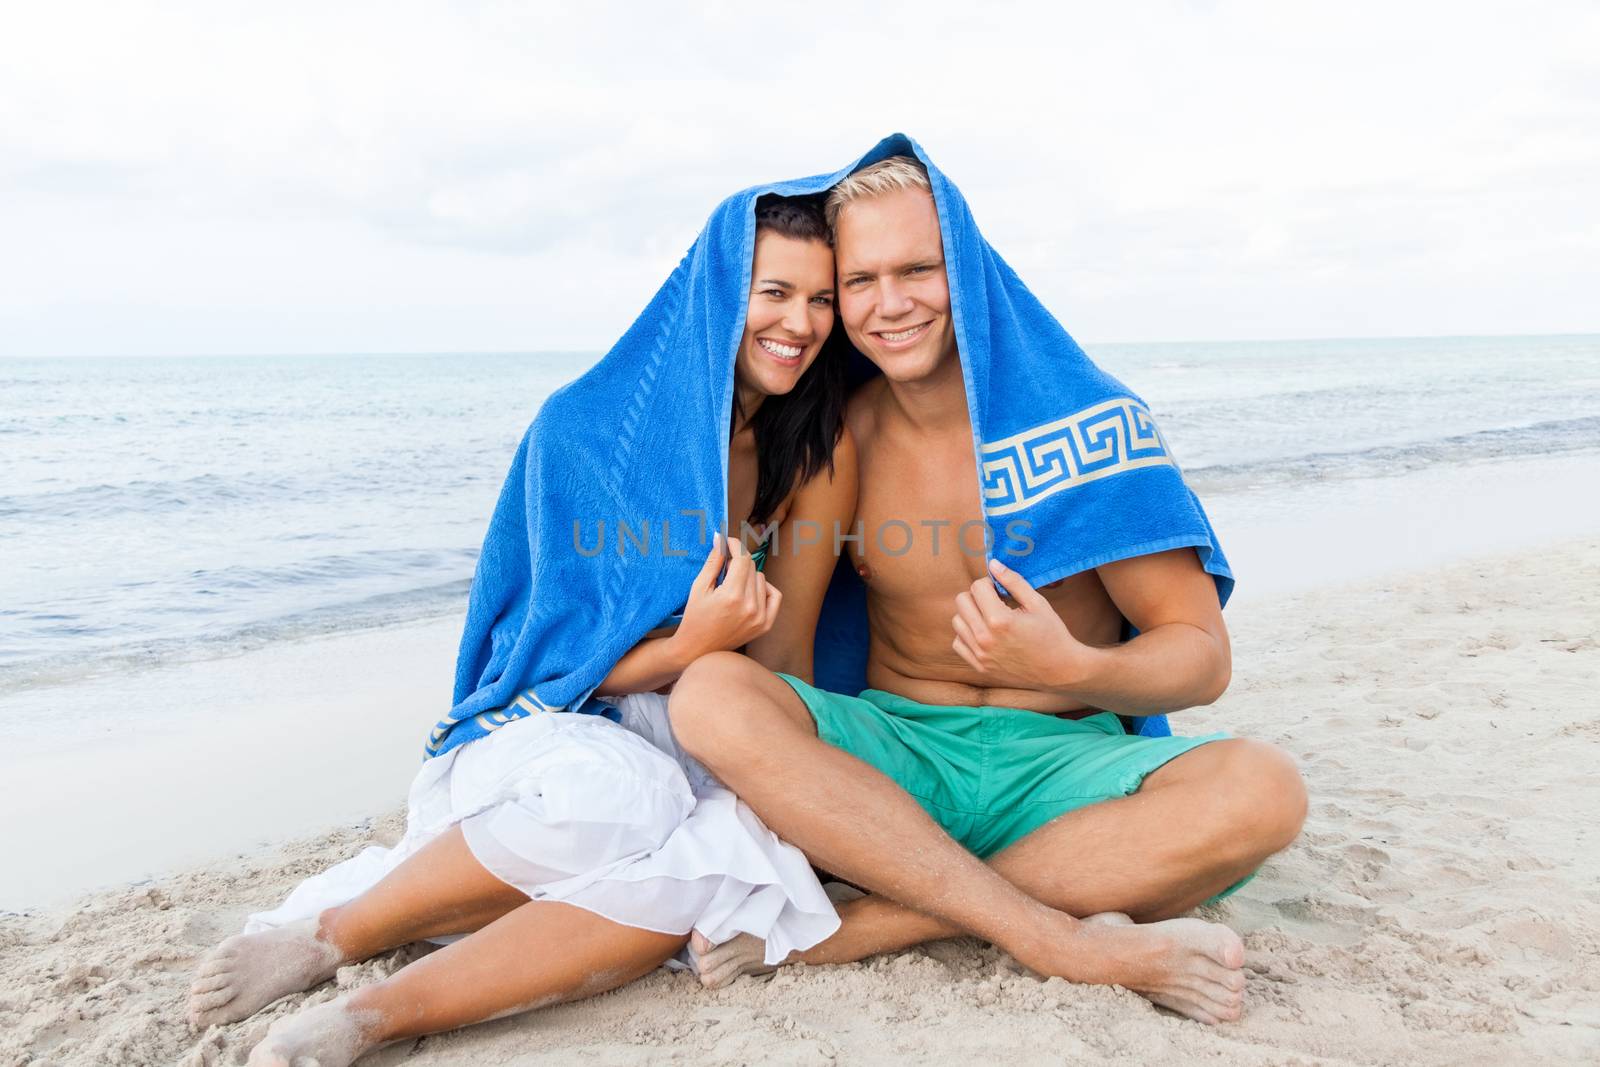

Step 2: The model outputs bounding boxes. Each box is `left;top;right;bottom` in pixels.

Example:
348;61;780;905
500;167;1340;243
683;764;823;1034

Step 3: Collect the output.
3;334;1598;694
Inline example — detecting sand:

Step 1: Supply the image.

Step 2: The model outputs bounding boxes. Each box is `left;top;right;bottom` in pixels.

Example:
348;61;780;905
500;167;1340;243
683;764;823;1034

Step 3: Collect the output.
3;537;1597;1065
0;617;460;911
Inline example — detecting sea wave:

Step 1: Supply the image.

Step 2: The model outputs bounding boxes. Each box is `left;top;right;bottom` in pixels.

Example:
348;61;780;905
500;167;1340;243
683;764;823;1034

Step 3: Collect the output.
0;466;493;523
0;577;472;695
1186;415;1600;494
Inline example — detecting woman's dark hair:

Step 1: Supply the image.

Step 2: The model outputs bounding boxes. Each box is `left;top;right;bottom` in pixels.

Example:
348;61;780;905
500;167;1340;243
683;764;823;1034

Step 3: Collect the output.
737;193;847;528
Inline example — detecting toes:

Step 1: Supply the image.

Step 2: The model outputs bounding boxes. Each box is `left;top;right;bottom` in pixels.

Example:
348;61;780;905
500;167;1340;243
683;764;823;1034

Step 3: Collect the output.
1083;912;1134;927
1212;929;1246;970
688;933;773;990
691;946;734;986
700;954;768;990
1148;993;1219;1026
189;987;239;1014
698;957;744;990
190;973;233;995
195;952;238;978
1192;957;1247;992
698;967;732;990
1178;978;1244;1022
245;1047;292;1067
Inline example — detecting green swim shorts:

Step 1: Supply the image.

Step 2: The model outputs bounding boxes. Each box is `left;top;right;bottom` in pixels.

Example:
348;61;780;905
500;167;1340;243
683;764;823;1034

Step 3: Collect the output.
776;673;1250;899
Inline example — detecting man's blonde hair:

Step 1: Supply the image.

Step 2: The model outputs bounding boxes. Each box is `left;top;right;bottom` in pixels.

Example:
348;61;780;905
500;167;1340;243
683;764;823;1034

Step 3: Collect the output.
824;155;931;231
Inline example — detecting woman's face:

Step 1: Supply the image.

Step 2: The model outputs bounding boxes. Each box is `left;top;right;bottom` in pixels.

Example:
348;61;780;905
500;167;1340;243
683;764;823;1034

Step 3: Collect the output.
734;232;835;399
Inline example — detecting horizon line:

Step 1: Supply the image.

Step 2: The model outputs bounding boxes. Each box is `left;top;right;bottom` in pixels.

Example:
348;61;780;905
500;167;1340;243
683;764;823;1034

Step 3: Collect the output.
3;328;1597;360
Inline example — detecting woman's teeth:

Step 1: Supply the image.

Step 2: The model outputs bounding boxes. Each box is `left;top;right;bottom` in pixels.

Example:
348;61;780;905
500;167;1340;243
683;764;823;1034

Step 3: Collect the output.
758;339;803;359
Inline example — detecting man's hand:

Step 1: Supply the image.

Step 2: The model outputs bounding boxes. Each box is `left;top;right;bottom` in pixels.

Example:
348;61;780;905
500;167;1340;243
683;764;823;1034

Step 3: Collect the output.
950;558;1096;690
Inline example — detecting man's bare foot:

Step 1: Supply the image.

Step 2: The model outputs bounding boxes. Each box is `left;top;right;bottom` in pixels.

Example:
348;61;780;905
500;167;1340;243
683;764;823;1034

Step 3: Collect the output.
1025;911;1247;1025
695;910;1244;1023
246;997;383;1067
188;920;344;1028
690;930;786;989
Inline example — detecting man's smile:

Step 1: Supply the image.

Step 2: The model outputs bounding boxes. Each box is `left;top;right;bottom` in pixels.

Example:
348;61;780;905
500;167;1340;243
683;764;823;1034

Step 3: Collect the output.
871;320;933;349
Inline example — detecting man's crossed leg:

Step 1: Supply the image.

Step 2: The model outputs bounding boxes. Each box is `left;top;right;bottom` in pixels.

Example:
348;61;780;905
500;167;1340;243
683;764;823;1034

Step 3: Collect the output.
668;652;1307;1024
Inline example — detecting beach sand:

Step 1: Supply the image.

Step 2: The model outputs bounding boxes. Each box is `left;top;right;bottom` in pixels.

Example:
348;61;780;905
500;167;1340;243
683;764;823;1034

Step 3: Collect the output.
3;538;1597;1066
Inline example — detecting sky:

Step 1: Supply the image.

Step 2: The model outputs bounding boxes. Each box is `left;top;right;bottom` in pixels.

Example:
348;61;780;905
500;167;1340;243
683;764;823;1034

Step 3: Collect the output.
2;0;1597;357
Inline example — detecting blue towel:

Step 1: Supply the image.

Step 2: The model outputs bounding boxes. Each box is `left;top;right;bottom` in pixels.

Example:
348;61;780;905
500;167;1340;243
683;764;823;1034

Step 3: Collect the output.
811;135;1233;738
427;133;1230;757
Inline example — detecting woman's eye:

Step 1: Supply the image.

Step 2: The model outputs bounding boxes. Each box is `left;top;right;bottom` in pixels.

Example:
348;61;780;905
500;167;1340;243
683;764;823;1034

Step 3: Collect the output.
811;296;834;307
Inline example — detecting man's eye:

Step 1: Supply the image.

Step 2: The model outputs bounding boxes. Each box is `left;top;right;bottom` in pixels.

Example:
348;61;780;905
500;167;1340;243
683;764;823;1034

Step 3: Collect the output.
845;277;870;287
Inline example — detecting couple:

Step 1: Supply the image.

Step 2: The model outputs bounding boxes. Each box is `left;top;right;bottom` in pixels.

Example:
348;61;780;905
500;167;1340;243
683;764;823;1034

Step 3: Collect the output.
188;138;1306;1065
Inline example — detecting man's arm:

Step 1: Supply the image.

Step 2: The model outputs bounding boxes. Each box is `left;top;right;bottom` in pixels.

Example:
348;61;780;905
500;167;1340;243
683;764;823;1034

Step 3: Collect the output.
951;548;1230;715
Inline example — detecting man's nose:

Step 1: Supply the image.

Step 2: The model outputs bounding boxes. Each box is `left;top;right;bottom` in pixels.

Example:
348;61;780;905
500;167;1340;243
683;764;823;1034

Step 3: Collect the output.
877;278;915;318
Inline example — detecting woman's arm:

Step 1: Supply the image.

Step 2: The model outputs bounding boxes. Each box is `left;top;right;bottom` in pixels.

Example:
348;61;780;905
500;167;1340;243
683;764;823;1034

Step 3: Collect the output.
593;537;780;698
745;427;858;683
592;633;697;698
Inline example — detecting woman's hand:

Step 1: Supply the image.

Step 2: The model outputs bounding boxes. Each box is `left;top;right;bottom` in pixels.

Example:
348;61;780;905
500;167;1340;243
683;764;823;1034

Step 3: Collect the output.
668;536;782;665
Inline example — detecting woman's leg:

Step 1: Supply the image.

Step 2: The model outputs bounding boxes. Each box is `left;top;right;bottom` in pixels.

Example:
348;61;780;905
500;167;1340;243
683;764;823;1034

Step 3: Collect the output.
190;826;529;1027
316;824;530;957
247;901;686;1067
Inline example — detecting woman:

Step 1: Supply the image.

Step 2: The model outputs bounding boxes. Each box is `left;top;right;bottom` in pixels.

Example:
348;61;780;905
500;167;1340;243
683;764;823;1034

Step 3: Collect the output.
187;194;857;1066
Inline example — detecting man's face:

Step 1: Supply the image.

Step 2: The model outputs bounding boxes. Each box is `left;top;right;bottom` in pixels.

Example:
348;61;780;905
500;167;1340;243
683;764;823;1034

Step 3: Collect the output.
833;187;957;383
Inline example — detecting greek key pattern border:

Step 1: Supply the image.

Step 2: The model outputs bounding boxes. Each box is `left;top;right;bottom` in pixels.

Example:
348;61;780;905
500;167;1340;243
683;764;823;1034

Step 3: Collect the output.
979;398;1174;517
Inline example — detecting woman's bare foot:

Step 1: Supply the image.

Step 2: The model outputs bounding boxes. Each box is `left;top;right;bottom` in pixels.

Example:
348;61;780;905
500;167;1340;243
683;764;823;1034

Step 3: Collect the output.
1021;911;1247;1025
187;920;344;1028
246;997;384;1067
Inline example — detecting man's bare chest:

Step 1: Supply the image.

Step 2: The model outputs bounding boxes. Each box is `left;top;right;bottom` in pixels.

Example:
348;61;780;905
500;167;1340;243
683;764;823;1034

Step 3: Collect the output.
852;436;989;594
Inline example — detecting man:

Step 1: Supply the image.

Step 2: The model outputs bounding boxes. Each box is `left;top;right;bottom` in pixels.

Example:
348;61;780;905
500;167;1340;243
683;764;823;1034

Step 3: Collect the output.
669;157;1306;1025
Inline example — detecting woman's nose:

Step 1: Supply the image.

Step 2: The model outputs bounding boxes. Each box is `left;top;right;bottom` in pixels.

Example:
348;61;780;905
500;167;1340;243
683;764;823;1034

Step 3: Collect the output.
780;301;812;339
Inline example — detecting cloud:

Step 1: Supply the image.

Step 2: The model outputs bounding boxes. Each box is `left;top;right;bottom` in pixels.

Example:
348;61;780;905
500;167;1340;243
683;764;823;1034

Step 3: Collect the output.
1;0;1596;355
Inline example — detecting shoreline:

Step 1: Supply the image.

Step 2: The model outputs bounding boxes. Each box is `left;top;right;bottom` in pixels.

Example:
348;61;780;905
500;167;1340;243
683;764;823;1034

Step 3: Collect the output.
0;617;459;913
4;450;1600;911
3;535;1598;1064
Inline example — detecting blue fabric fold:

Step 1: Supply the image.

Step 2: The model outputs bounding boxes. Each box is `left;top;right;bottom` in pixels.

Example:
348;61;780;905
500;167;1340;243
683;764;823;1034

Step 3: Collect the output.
427;133;1230;758
811;135;1234;738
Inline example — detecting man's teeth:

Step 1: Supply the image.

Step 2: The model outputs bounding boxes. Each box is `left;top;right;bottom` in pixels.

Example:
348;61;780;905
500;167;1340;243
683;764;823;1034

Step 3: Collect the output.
758;339;803;358
879;324;926;342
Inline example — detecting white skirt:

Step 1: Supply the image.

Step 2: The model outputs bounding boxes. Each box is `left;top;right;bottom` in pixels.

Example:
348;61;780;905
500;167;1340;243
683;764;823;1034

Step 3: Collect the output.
246;694;838;967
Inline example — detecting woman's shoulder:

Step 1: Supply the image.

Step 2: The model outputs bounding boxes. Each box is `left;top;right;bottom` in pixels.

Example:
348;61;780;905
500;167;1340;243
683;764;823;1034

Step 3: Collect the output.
789;422;857;513
831;420;859;470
